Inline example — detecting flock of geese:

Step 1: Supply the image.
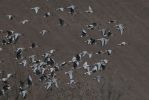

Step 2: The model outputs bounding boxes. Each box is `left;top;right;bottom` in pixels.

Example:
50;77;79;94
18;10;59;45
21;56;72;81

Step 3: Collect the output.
0;1;127;99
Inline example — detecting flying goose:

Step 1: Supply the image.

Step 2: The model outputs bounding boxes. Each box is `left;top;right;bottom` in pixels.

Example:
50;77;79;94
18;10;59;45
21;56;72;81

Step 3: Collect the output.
19;59;27;67
115;24;124;35
6;15;15;20
117;41;127;46
45;79;52;90
27;75;32;86
83;61;90;69
21;20;29;24
107;20;117;24
44;12;50;17
85;6;93;13
106;49;112;55
67;5;75;14
56;7;64;12
0;73;13;82
80;29;87;37
85;38;97;45
19;89;27;99
31;7;40;14
40;30;48;36
16;48;25;60
86;23;97;30
52;78;59;88
65;70;73;80
97;38;109;47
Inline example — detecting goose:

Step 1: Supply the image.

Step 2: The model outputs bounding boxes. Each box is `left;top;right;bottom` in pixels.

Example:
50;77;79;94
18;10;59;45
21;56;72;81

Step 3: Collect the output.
6;32;21;44
31;7;40;14
83;61;90;69
6;15;15;20
3;30;14;44
84;65;92;75
29;55;36;63
45;80;52;90
39;74;47;81
76;54;81;61
6;30;14;37
73;61;79;69
84;68;92;75
80;51;88;57
19;89;27;99
32;64;39;73
65;70;73;80
86;23;97;30
3;84;11;91
67;79;76;85
99;28;106;36
96;50;111;55
19;81;28;90
115;24;124;35
10;32;21;44
40;30;48;36
49;49;56;54
85;38;96;45
97;38;109;47
80;29;87;37
105;31;112;37
117;41;127;46
46;58;55;66
96;50;105;55
34;66;42;75
107;20;117;24
41;67;47;75
69;56;77;63
60;61;67;67
85;6;93;13
106;49;112;55
67;5;75;14
92;65;98;73
53;64;59;71
99;29;112;37
19;59;27;67
101;59;109;64
99;60;108;70
2;39;7;45
50;67;55;73
80;51;92;58
14;32;21;41
56;7;64;12
0;73;13;82
44;12;50;17
16;48;25;60
21;20;29;24
42;52;50;58
93;62;102;71
27;75;32;86
52;78;59;88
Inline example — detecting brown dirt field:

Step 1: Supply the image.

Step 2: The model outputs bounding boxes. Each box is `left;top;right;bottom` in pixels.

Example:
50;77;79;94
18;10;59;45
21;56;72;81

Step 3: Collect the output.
0;0;149;100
